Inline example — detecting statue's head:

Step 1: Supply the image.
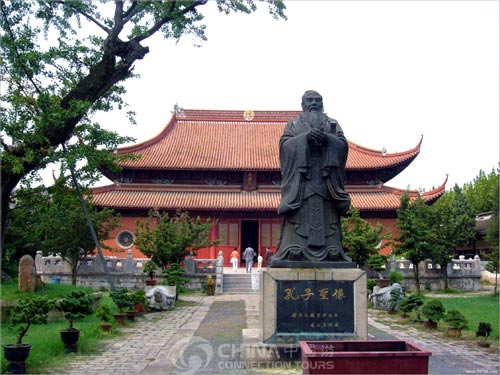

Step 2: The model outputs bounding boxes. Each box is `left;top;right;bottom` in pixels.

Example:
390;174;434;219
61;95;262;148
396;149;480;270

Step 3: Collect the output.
301;90;323;113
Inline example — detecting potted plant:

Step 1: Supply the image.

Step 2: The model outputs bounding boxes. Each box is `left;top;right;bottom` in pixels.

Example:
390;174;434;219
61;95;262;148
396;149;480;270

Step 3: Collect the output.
4;296;53;374
162;263;187;300
56;290;94;353
421;299;445;329
95;303;113;332
130;289;147;314
476;322;493;348
110;288;134;325
399;294;423;319
443;310;468;338
368;254;389;287
143;260;158;286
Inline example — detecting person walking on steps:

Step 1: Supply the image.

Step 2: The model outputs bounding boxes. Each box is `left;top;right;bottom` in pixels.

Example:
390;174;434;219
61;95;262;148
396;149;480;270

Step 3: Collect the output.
243;244;256;273
230;248;239;272
257;252;263;272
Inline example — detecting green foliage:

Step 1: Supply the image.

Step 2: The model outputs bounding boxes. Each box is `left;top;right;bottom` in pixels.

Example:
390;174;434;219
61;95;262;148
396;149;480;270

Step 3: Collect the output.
56;290;94;330
436;295;498;339
443;309;468;329
341;207;389;267
3;182;120;281
388;288;402;312
367;279;377;292
422;299;445;324
484;178;499;293
162;263;188;291
2;297;120;373
430;185;476;289
143;260;158;280
9;296;54;345
130;289;147;306
95;303;113;323
367;253;386;277
400;294;424;317
135;210;217;268
0;0;286;271
388;270;404;284
463;169;499;214
394;193;434;294
0;279;92;301
110;288;133;313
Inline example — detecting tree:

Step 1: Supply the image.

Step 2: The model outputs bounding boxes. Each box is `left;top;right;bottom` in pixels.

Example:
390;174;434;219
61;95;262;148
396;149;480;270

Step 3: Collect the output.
3;180;120;283
463;169;499;214
393;193;434;295
484;179;499;294
430;185;476;289
134;210;217;269
0;0;286;264
341;207;388;268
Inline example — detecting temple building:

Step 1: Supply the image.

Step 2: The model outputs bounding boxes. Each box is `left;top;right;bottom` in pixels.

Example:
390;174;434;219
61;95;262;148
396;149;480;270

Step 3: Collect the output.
90;108;446;265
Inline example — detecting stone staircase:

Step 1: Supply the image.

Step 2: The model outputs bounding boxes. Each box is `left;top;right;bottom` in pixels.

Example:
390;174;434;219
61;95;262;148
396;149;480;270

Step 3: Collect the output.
223;273;260;294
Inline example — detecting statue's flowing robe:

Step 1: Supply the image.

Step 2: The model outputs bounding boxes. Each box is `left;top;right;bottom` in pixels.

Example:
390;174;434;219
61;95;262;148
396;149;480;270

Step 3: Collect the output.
273;114;351;262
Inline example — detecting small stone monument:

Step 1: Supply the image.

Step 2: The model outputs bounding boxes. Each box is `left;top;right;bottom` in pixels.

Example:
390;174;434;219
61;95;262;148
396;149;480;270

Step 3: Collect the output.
18;254;36;292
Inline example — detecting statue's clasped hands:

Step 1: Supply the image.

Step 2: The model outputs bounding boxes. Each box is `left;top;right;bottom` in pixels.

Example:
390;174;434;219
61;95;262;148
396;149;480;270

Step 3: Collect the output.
307;127;327;146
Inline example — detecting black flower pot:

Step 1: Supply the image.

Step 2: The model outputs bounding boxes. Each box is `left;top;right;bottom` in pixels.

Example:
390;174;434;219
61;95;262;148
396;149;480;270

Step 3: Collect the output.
60;329;80;353
3;344;31;374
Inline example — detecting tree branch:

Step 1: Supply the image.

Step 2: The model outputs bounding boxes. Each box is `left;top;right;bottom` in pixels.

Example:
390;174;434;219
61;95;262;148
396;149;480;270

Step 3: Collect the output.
53;0;111;34
134;0;207;43
122;1;139;23
0;2;42;95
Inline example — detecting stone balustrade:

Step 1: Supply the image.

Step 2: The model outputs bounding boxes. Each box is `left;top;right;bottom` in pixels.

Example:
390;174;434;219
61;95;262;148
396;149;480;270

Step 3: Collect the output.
35;250;483;292
34;250;220;291
388;255;482;291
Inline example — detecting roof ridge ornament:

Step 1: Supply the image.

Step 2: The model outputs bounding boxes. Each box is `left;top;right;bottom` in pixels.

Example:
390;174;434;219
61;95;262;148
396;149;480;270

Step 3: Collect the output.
174;103;186;118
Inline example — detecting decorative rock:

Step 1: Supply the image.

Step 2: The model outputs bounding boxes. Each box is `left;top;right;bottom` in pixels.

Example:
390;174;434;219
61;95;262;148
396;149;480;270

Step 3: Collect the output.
371;283;403;310
146;286;176;310
18;255;36;292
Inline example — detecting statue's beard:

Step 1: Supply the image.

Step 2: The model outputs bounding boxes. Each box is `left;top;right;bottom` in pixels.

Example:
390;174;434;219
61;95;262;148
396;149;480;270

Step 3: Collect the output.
304;109;323;129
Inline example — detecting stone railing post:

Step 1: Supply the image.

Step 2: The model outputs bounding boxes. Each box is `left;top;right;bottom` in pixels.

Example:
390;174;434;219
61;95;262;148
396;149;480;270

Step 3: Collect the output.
185;253;195;274
216;250;224;294
35;251;43;274
124;249;135;274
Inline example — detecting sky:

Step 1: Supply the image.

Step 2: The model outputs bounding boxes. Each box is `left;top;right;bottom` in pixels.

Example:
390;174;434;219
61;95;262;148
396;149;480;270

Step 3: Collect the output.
89;0;499;192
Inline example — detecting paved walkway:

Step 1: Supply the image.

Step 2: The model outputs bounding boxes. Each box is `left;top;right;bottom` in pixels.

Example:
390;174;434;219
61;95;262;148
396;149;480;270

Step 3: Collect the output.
46;293;499;375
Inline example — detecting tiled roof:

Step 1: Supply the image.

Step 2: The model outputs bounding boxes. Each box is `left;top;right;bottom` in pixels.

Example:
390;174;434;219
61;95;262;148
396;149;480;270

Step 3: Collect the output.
116;109;421;171
90;180;446;212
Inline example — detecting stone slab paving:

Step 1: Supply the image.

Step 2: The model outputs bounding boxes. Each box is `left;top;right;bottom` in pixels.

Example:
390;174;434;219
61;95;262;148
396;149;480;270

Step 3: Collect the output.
46;293;498;375
45;295;208;375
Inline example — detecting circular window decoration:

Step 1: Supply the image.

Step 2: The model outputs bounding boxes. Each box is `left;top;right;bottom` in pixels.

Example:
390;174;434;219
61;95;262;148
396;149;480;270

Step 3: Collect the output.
116;230;134;249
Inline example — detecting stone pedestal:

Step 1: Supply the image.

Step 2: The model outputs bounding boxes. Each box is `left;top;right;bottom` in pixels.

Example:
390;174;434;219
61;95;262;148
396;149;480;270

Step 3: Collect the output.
260;268;367;344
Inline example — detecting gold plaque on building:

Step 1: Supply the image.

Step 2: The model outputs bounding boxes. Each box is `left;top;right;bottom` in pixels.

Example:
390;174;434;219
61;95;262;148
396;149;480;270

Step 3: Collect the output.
243;110;255;121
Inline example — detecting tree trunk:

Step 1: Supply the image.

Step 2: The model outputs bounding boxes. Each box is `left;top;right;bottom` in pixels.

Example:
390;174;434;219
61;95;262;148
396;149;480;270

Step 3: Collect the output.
495;266;498;295
442;262;449;290
71;257;78;286
414;265;421;296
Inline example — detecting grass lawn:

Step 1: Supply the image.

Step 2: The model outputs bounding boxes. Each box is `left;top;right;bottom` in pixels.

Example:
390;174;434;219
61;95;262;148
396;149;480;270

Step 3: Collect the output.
387;293;500;342
1;279;203;373
1;279;93;300
425;294;499;339
1;280;125;374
